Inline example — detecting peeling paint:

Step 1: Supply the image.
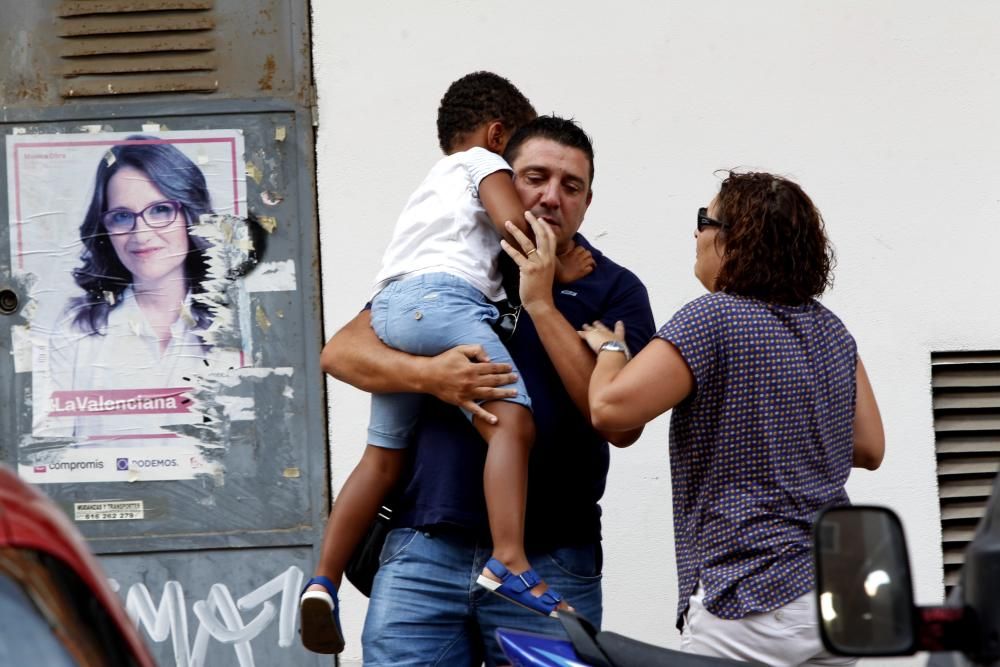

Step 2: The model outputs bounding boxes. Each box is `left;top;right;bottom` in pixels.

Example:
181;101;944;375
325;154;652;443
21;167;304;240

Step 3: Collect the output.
11;325;32;373
164;367;295;467
243;260;296;293
260;191;283;206
256;215;277;233
245;162;262;185
254;305;271;333
214;367;293;383
274;126;286;142
189;214;257;349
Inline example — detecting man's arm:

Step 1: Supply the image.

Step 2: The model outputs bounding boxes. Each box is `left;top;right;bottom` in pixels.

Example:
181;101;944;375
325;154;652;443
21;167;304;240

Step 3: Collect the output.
501;216;645;447
321;309;520;423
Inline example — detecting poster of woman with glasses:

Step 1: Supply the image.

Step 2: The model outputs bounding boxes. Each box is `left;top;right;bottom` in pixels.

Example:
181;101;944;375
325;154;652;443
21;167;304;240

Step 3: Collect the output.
7;130;252;483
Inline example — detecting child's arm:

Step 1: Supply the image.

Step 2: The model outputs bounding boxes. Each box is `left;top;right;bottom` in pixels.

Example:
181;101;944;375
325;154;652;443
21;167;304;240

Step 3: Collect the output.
478;170;534;251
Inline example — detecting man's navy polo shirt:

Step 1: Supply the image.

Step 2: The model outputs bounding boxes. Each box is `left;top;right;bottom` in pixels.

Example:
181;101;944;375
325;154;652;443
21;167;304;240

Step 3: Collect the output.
392;234;655;551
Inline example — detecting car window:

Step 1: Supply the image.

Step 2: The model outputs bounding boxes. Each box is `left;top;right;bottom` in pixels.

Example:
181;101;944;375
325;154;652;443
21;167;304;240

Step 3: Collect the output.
0;571;80;666
0;547;141;667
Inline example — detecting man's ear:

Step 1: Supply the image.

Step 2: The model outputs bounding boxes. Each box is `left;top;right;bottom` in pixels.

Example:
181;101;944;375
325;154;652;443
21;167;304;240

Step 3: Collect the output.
486;121;506;152
586;188;594;207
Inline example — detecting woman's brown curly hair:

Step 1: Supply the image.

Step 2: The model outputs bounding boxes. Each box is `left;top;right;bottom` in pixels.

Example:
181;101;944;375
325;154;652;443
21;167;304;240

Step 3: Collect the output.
712;171;835;305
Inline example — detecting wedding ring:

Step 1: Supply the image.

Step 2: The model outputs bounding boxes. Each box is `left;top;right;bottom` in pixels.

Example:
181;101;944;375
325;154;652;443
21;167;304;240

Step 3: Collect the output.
525;248;537;256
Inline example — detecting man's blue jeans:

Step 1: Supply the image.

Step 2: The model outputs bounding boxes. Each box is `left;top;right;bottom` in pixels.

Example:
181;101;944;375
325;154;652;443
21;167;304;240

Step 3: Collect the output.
362;527;603;666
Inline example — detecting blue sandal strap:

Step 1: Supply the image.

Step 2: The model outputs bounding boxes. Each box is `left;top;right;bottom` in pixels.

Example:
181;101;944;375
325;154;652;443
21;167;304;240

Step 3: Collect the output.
483;558;564;615
302;575;339;605
483;557;510;580
517;568;541;589
537;590;563;605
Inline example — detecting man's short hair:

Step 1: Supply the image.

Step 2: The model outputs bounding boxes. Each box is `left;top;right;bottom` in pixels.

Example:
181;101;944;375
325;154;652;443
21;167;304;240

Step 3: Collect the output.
436;71;536;153
503;115;595;187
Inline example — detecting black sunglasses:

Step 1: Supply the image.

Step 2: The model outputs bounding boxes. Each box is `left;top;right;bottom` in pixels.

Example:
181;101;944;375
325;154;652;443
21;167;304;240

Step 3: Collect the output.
697;207;725;233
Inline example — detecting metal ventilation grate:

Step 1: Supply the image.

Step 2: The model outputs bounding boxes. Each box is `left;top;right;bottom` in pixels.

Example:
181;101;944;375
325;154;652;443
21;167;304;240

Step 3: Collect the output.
57;0;218;98
931;351;1000;593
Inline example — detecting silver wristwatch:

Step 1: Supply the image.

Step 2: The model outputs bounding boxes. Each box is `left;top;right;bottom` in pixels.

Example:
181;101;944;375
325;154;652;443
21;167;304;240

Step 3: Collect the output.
598;339;631;361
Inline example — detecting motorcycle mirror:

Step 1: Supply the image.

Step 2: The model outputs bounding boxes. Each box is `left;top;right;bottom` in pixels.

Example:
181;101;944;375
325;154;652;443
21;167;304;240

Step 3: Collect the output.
814;506;919;656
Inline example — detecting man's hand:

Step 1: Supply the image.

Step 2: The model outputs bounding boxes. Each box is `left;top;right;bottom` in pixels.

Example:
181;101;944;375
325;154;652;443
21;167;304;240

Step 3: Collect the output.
500;212;558;313
322;311;518;423
426;345;519;424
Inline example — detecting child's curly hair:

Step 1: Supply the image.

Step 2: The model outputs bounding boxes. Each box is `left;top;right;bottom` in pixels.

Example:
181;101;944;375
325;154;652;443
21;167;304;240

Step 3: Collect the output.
713;171;835;305
437;71;536;153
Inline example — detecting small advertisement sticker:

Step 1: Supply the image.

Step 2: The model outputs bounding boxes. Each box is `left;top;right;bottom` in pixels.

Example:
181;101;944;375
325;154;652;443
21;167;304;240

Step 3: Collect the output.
74;500;145;521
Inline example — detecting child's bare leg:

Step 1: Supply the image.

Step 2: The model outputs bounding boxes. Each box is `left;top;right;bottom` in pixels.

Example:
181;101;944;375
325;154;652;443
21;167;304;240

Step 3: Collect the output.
474;401;570;610
308;445;404;591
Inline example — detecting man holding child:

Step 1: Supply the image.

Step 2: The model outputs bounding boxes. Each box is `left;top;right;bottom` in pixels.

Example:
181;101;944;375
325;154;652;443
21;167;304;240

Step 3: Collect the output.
323;110;654;665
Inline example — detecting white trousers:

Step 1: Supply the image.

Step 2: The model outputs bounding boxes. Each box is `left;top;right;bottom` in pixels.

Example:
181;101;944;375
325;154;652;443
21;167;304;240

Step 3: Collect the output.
680;584;857;667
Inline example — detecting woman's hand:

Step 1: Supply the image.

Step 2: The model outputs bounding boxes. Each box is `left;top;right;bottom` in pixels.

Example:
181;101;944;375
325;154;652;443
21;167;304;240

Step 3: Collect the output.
578;320;626;354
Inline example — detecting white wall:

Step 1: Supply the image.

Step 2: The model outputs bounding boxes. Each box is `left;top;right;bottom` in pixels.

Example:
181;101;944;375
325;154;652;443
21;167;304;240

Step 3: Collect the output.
312;2;1000;663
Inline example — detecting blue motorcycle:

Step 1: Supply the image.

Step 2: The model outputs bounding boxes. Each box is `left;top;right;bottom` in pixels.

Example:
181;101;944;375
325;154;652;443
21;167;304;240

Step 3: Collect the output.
496;610;757;667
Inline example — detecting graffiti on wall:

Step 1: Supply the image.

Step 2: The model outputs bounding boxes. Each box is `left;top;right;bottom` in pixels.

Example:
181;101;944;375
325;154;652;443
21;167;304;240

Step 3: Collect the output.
111;565;304;667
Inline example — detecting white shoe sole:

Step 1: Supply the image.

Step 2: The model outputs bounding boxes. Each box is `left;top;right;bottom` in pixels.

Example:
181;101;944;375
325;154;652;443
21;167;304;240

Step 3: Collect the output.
300;591;345;654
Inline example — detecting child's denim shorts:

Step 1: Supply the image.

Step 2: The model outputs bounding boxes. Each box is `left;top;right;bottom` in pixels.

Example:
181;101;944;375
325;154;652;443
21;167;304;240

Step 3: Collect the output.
368;272;531;449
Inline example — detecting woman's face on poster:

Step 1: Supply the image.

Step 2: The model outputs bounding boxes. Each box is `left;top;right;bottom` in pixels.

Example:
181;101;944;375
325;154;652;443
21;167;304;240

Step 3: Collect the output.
105;165;190;290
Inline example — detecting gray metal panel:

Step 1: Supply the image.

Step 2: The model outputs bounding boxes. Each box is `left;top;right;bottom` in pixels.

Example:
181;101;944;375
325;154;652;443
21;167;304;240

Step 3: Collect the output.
0;103;330;662
1;3;328;664
2;0;311;107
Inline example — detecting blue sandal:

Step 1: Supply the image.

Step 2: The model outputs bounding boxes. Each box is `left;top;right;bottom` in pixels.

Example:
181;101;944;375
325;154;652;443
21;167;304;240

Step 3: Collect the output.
475;558;565;618
299;576;345;654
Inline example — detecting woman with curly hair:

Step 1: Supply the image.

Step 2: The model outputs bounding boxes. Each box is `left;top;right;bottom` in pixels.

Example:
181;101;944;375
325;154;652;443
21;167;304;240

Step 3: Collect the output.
580;171;885;666
44;136;240;439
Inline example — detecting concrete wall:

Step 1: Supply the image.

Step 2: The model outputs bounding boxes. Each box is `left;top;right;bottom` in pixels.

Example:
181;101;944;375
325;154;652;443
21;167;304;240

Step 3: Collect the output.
312;1;1000;663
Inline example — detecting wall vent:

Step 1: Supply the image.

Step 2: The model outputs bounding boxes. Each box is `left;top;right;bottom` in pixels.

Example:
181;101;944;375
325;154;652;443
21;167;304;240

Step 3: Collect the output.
931;350;1000;592
57;0;217;98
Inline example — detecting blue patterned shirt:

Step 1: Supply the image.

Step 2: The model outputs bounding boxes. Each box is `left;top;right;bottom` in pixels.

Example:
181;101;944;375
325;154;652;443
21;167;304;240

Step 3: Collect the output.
656;292;857;629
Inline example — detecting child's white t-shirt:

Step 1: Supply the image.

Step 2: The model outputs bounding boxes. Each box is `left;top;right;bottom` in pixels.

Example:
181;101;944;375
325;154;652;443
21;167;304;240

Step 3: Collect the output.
372;146;512;301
